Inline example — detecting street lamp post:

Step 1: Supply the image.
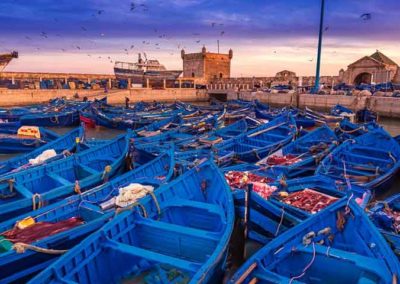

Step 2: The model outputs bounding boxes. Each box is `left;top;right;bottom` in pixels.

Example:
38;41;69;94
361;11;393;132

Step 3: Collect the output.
312;0;326;94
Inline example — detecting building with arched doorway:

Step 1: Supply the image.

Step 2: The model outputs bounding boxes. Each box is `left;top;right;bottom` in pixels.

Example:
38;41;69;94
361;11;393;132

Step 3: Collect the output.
341;50;400;85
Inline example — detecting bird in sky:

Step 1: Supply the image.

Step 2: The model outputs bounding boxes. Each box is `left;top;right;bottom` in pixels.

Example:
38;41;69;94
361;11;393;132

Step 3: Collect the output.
220;31;225;36
360;13;372;21
97;10;105;15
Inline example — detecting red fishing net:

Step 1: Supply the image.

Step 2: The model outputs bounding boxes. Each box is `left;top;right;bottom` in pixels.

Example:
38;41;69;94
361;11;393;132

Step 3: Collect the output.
1;217;84;244
224;171;273;189
281;189;338;214
265;154;302;166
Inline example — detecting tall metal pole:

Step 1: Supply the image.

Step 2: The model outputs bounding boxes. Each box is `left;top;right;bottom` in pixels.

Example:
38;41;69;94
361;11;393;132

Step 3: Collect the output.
313;0;325;94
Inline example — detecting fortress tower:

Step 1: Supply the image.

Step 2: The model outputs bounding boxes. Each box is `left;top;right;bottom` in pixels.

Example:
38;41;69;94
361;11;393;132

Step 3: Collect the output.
181;46;232;83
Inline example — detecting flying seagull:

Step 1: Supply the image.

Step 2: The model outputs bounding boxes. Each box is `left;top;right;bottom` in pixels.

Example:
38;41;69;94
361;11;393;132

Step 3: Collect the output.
360;13;371;21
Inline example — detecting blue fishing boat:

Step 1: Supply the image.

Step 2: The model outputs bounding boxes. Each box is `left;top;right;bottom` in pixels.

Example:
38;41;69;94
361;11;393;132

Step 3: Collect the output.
133;115;182;137
224;169;300;245
81;107;150;130
305;106;343;125
256;125;338;178
369;194;400;258
0;127;83;176
225;171;369;245
316;128;400;191
356;107;378;123
215;114;297;164
20;103;88;127
0;120;21;128
0;149;175;283
230;198;400;283
29;160;234;284
268;175;370;220
334;119;379;141
0;126;59;154
0;135;129;222
255;100;316;129
330;104;354;121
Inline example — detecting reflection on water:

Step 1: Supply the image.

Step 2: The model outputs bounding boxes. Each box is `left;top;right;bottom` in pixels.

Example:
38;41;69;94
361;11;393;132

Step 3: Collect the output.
379;117;400;136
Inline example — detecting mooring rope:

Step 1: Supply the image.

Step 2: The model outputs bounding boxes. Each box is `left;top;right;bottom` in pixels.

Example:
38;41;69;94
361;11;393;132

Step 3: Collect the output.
13;242;67;255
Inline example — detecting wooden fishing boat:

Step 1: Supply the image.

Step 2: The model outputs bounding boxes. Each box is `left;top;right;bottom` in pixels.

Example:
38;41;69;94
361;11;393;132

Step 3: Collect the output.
83;107;151;130
0;126;59;154
230;198;400;283
316;128;400;191
0;135;129;222
214;114;297;164
305;106;343;125
0;120;21;128
225;169;369;245
20;103;89;127
133;115;182;137
224;168;300;245
330;104;355;122
369;193;400;259
334;119;379;142
0;149;175;283
29;160;234;284
256;125;338;178
356;107;378;123
0;127;83;176
268;175;370;220
255;101;316;129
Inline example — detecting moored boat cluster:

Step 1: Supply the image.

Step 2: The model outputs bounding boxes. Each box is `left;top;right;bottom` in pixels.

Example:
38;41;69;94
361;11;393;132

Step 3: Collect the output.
0;97;399;283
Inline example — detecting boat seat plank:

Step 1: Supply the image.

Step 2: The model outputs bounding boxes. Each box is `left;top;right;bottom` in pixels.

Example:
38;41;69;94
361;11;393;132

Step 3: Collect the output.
14;184;33;198
328;165;378;177
341;152;390;164
162;199;226;221
331;158;384;173
352;145;392;155
76;163;99;175
135;218;220;242
46;173;73;186
102;239;200;273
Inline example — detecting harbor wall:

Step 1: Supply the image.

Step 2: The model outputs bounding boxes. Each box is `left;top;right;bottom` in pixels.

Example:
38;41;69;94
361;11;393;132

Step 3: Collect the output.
0;88;208;107
1;88;400;118
234;90;400;118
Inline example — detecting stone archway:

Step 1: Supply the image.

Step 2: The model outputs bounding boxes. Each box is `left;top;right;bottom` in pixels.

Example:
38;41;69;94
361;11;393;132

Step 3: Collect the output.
354;72;372;85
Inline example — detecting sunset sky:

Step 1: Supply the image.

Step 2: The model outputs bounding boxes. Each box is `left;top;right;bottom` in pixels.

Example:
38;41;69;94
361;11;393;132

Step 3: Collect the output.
1;0;399;76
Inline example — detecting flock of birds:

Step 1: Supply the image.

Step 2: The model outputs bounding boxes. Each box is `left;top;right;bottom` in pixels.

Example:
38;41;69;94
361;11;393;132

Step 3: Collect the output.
0;0;374;66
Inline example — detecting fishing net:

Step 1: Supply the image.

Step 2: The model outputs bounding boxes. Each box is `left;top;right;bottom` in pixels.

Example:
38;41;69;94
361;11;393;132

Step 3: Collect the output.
281;189;338;214
1;217;84;244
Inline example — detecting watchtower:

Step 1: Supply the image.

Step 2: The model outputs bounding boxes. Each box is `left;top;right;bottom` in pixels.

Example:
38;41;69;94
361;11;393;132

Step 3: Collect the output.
181;46;233;83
